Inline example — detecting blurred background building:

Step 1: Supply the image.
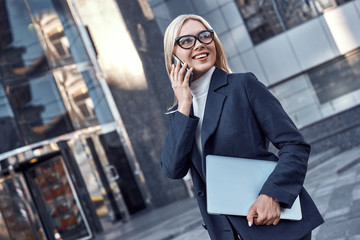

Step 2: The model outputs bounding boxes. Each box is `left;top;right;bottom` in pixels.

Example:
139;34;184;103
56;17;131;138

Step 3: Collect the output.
0;0;359;239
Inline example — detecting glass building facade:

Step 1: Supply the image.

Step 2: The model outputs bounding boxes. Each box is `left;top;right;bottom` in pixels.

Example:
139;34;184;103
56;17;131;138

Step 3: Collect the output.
0;0;114;154
0;0;159;238
236;0;353;45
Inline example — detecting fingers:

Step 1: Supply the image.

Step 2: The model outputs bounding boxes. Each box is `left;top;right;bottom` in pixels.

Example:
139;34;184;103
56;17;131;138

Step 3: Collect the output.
253;211;280;226
169;61;192;115
247;195;281;227
170;64;175;83
170;61;191;85
273;216;281;226
246;207;256;227
183;66;193;85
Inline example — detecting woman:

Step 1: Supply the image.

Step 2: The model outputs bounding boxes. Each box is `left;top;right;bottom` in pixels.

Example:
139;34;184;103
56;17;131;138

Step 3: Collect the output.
160;14;324;240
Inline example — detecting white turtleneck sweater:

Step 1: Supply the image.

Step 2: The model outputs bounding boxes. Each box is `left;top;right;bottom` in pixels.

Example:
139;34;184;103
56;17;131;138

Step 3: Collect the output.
190;66;215;158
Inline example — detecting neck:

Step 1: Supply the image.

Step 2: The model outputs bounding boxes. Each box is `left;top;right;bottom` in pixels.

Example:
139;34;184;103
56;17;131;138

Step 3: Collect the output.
192;68;213;82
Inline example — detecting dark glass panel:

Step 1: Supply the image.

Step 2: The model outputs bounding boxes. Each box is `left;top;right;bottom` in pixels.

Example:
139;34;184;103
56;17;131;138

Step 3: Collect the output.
309;51;360;104
25;155;90;239
8;73;73;144
273;0;318;30
53;65;100;129
0;0;114;154
26;0;114;125
99;131;146;215
0;85;23;153
336;0;353;5
0;0;47;72
235;0;354;45
236;0;285;44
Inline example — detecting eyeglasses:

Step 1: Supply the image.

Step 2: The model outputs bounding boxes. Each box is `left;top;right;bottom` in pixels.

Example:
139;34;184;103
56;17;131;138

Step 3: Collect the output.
175;29;214;49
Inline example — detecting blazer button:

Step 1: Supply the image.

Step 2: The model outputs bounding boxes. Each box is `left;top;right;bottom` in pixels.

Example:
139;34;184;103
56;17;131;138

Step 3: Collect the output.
197;191;204;197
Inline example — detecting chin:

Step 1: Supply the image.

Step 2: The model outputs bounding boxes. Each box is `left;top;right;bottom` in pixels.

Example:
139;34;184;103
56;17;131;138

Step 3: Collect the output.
195;65;213;74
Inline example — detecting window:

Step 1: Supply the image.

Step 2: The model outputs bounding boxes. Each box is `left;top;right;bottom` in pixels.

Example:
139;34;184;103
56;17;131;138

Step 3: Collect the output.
0;0;113;153
0;86;24;153
270;74;321;127
8;73;74;144
309;51;360;104
236;0;354;44
271;50;360;128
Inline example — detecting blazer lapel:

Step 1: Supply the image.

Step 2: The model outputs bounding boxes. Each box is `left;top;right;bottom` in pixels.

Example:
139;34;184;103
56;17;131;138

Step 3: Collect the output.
201;68;228;158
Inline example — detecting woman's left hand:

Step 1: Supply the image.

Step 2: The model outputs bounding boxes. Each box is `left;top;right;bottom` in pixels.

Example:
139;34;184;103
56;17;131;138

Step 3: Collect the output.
247;194;281;227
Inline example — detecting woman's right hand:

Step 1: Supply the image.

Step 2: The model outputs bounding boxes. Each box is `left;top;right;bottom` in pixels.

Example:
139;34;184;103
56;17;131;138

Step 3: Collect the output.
170;61;193;116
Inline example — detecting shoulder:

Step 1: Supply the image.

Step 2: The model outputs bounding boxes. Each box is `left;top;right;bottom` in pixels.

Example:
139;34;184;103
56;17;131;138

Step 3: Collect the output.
228;71;257;81
212;68;264;93
227;72;257;85
226;72;274;105
227;72;263;91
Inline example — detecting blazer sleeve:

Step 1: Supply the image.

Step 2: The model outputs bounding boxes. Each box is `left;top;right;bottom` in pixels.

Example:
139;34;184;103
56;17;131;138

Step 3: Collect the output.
160;111;199;179
244;73;311;208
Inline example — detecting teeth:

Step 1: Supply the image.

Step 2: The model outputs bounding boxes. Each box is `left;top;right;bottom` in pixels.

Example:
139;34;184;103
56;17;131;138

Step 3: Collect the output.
195;54;207;59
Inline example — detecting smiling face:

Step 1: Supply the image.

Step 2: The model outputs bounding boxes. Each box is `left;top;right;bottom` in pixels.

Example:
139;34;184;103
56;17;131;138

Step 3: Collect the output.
173;19;217;80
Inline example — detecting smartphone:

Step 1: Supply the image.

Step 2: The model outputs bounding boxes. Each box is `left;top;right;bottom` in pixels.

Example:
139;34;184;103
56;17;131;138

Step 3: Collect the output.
172;54;193;86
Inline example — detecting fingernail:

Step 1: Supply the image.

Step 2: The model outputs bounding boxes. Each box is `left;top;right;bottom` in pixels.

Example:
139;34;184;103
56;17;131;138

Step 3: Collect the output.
248;221;252;227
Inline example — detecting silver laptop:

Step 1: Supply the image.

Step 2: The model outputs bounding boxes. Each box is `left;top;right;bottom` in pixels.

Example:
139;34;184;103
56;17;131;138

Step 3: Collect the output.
206;155;302;220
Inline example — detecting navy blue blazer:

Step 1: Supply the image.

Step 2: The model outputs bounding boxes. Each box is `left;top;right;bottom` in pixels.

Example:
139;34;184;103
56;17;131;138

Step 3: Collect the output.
160;68;324;240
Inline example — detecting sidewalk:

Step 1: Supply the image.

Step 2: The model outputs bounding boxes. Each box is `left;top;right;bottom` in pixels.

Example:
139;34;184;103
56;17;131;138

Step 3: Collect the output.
304;147;360;240
95;147;360;240
94;196;205;240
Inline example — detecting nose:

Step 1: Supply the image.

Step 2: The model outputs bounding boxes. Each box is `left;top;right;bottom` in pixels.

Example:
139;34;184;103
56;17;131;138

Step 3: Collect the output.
193;38;205;51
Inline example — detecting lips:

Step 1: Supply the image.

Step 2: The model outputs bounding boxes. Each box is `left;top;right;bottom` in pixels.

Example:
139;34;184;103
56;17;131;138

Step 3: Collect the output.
193;53;208;60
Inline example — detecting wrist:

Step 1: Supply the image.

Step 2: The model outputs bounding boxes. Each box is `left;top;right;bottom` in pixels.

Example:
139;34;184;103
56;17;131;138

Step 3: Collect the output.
177;101;191;116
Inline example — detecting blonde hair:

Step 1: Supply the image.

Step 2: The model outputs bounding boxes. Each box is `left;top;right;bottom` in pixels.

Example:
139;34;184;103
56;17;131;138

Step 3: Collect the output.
164;14;231;109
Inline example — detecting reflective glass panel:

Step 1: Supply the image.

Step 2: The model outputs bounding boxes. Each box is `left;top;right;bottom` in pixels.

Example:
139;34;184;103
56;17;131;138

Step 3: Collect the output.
53;65;99;129
0;0;115;153
27;155;91;239
236;0;284;44
25;0;114;125
235;0;355;44
8;73;73;145
271;50;360;128
309;51;360;104
0;86;23;153
0;175;42;240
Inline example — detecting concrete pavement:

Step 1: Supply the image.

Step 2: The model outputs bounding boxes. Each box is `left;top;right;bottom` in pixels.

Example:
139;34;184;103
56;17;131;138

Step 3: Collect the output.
95;147;360;240
304;147;360;240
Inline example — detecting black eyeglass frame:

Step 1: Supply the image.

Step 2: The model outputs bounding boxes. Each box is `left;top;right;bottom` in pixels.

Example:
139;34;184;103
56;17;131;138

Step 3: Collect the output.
174;29;215;49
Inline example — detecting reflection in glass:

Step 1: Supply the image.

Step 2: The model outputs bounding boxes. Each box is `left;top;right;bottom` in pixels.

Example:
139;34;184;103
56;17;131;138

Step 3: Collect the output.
0;176;41;240
26;0;114;125
71;136;111;219
53;65;99;129
0;86;23;154
29;10;75;68
236;0;284;44
0;0;47;152
8;73;73;144
271;50;360;127
1;0;115;153
99;131;146;215
309;51;360;104
27;156;90;240
235;0;354;44
0;211;10;240
271;75;320;127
